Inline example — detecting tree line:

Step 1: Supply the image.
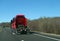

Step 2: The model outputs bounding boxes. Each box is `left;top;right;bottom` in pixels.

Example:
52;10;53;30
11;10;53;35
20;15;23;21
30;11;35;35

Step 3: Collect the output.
27;17;60;34
0;17;60;34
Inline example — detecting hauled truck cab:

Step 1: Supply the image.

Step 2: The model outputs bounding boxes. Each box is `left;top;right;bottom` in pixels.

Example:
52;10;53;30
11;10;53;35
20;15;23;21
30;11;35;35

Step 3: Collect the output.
11;14;30;34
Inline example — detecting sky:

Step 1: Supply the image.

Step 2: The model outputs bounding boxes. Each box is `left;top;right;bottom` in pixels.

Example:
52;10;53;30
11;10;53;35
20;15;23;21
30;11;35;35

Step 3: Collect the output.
0;0;60;22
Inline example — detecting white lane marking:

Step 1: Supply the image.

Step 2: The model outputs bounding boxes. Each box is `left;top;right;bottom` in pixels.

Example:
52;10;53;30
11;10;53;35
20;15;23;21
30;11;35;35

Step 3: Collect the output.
21;40;24;41
12;33;15;35
34;34;60;41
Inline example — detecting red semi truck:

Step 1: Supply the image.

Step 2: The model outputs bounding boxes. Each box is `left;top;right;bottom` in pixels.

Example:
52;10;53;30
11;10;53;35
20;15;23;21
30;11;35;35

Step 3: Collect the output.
11;14;30;34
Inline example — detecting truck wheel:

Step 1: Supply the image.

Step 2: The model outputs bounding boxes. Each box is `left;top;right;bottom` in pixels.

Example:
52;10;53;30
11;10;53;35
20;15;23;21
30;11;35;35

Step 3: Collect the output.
24;31;27;34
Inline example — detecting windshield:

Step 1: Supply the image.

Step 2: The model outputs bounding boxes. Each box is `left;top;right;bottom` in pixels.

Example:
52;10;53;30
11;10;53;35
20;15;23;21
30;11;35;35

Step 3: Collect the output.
0;0;60;41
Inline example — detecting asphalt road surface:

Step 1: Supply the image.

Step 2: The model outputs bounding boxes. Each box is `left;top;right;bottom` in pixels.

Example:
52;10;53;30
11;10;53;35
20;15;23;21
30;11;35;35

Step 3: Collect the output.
0;27;60;41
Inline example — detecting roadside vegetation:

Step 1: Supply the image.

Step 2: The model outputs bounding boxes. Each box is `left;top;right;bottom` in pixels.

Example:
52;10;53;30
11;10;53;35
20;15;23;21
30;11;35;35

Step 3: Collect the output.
0;17;60;34
27;17;60;34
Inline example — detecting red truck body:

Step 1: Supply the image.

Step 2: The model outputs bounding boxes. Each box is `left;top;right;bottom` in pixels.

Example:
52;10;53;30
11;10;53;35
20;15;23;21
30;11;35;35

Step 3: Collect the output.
11;14;27;29
16;14;27;27
11;15;30;34
11;14;28;34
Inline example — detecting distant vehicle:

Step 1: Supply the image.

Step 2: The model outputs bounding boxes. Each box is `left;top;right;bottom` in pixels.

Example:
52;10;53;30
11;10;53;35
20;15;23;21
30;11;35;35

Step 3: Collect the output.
11;14;30;34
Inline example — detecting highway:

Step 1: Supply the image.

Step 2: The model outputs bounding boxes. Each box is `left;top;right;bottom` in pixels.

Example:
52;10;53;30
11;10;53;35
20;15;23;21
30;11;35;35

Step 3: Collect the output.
0;27;60;41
